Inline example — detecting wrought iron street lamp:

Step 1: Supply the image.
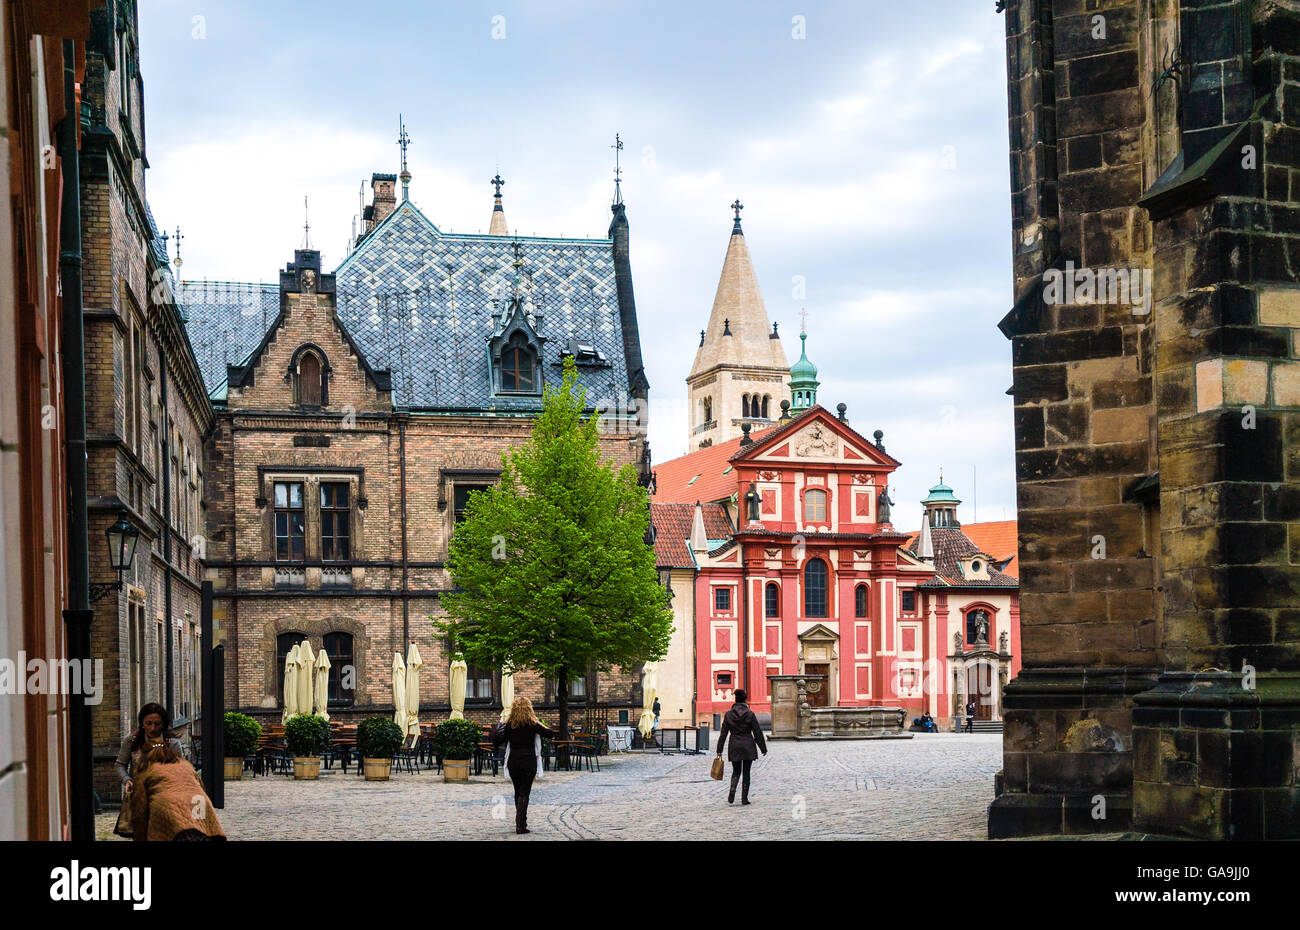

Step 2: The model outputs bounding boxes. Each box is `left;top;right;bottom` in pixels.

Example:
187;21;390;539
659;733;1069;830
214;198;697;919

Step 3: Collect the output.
90;509;139;603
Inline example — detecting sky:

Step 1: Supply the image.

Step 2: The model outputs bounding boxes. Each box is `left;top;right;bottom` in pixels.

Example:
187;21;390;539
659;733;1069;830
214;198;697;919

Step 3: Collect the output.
139;0;1016;529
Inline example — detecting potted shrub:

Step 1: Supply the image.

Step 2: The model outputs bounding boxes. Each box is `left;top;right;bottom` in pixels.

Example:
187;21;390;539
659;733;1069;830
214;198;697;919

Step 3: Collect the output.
285;714;331;780
222;712;262;781
434;717;483;783
356;717;404;781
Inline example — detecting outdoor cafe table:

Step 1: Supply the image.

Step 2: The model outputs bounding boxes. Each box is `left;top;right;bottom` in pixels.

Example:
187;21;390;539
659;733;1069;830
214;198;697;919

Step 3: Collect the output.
606;725;634;752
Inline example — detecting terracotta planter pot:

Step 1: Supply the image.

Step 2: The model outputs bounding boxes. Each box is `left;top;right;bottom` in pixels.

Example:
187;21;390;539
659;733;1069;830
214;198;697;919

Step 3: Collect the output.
363;757;391;781
443;758;470;783
223;758;244;781
294;757;321;780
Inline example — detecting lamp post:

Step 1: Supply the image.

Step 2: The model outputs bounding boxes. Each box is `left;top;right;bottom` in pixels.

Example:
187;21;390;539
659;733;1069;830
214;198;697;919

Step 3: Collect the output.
89;509;140;603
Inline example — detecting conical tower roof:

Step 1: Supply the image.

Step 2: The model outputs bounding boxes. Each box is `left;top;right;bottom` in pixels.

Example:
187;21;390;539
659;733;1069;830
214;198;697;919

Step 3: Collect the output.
689;203;789;379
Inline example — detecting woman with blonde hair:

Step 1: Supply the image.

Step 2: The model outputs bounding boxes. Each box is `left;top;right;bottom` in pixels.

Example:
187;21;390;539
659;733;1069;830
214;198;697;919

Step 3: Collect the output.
491;696;557;834
128;742;226;841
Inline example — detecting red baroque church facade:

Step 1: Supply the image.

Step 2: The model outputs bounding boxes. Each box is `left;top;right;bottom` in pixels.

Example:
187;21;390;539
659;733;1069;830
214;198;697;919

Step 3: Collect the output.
652;404;1021;731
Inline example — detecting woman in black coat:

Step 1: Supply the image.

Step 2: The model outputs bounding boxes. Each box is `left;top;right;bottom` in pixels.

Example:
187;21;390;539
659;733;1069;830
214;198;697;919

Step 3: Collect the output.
491;696;558;834
715;689;767;805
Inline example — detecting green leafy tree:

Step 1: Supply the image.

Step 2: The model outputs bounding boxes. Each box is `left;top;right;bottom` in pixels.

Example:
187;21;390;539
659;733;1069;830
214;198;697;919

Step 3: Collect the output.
437;357;672;744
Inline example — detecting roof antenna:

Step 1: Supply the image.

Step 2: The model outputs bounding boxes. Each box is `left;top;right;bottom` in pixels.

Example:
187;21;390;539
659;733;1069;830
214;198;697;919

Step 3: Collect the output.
301;196;312;249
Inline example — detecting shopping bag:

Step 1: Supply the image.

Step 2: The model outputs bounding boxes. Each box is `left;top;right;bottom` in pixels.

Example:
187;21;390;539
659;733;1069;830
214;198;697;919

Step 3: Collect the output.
710;755;725;780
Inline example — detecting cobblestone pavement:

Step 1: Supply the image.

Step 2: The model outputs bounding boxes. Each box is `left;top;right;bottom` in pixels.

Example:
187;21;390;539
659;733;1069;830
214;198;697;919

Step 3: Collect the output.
96;733;1001;841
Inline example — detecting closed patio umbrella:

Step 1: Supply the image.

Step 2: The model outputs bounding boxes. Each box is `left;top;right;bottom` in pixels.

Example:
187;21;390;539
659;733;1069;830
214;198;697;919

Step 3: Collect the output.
297;640;315;721
449;658;467;720
282;644;300;723
499;668;514;723
392;652;407;732
404;644;423;741
637;662;658;739
314;649;331;721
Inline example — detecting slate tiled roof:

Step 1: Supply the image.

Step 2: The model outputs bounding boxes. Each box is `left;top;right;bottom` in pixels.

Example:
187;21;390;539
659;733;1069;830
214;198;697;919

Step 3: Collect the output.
651;501;734;568
179;279;281;400
180;199;633;410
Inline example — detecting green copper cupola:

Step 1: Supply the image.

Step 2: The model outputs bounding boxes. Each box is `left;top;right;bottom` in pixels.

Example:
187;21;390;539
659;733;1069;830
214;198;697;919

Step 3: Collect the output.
789;329;819;414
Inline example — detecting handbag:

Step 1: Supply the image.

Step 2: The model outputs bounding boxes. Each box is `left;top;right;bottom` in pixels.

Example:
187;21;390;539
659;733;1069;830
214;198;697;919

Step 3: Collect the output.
113;786;134;838
710;755;725;780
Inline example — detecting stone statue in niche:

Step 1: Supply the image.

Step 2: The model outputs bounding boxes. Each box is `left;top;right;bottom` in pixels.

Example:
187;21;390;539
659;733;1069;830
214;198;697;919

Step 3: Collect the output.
301;268;316;292
877;486;894;524
973;610;989;644
745;483;760;522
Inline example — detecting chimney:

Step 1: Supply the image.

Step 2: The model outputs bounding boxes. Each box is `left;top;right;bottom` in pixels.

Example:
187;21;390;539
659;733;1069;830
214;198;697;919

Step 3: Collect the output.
365;173;398;233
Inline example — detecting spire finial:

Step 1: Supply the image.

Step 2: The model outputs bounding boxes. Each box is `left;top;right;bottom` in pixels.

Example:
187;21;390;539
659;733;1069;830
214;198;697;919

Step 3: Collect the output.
173;226;184;268
398;116;412;200
731;198;744;233
612;133;624;205
799;307;808;336
488;170;509;233
301;196;312;249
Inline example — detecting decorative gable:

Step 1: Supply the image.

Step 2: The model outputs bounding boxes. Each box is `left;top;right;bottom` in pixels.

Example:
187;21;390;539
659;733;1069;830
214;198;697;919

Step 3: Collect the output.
224;250;392;413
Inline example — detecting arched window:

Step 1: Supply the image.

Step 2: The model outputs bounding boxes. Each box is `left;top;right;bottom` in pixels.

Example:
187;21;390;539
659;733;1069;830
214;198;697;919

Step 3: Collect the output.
276;632;307;706
703;397;713;424
804;558;828;618
765;582;780;618
501;334;536;392
742;394;750;418
804;488;827;522
855;584;868;618
297;352;323;406
762;395;770;418
323;632;354;705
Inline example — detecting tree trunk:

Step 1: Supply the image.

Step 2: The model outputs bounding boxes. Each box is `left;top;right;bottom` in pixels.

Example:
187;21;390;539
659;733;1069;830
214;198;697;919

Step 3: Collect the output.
558;666;570;770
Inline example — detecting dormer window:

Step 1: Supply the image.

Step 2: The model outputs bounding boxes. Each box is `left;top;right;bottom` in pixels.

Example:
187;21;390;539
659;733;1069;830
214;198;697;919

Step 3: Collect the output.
489;297;545;395
501;334;537;392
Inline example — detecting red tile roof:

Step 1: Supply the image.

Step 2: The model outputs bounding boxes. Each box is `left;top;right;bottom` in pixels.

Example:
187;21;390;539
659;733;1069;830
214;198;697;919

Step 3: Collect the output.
961;520;1019;578
651;501;735;568
651;428;776;504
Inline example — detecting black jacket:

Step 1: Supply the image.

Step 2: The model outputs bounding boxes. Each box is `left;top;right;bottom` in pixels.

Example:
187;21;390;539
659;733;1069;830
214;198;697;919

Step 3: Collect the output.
716;703;767;762
965;702;977;718
492;720;557;758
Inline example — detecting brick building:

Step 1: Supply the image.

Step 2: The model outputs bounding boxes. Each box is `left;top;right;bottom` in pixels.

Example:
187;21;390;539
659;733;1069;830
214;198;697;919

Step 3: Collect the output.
993;0;1300;839
80;0;214;798
0;0;103;840
185;173;653;730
